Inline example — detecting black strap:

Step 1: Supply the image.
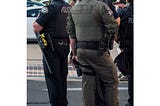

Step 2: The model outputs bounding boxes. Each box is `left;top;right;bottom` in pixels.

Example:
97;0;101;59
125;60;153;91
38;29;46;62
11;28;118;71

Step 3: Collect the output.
77;41;99;50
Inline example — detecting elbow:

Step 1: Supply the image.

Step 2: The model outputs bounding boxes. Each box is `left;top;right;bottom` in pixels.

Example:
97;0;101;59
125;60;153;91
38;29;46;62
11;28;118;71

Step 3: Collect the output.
116;17;120;26
33;22;43;32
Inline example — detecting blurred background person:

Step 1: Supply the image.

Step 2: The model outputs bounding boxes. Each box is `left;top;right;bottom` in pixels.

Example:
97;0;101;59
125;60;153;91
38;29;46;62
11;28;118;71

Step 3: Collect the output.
118;0;133;105
113;0;126;15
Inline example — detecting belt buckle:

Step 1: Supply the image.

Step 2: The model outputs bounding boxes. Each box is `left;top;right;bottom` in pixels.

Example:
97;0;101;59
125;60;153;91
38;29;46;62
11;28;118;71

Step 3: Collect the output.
58;41;68;46
58;42;64;45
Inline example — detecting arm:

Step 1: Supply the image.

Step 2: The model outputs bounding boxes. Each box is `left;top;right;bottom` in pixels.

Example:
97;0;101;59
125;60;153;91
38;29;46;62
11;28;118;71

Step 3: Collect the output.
33;22;43;32
100;4;119;39
33;6;54;32
66;13;76;39
66;13;77;54
70;38;76;56
102;0;120;26
66;12;78;59
115;17;120;26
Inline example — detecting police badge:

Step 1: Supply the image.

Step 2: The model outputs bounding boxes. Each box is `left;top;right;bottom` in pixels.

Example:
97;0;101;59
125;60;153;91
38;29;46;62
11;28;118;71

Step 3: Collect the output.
41;7;48;14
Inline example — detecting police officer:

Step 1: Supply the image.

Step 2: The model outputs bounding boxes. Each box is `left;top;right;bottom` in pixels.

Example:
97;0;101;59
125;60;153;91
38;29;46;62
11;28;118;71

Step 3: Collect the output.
33;0;71;106
118;0;133;106
67;0;119;106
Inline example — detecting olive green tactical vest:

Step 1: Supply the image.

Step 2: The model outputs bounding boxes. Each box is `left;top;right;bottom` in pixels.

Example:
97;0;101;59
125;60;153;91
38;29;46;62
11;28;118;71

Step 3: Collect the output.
70;0;106;41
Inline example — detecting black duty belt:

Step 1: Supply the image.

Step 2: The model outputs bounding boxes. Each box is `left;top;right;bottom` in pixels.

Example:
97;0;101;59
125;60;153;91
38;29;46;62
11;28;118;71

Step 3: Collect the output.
44;33;69;41
53;38;69;42
77;41;99;50
53;38;69;46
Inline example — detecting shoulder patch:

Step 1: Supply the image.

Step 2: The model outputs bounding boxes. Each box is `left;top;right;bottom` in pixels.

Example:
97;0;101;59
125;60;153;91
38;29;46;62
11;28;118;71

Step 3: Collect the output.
102;5;113;17
107;7;113;16
41;7;48;14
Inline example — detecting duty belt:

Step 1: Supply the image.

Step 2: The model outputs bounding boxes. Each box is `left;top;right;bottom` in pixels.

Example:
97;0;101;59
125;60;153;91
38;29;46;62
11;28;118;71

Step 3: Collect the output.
77;41;99;50
46;36;69;47
54;38;69;46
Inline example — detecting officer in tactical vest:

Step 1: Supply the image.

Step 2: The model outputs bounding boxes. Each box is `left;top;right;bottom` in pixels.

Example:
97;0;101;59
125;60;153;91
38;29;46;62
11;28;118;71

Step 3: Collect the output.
118;0;133;106
33;0;71;106
67;0;119;106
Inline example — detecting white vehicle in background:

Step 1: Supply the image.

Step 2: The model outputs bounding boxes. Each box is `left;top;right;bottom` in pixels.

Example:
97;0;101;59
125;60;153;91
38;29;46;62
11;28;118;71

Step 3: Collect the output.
27;0;44;7
27;6;42;41
40;0;50;5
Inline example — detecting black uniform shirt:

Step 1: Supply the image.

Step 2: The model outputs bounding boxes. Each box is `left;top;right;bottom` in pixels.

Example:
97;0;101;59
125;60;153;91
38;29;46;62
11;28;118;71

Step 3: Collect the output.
36;1;71;37
36;5;56;33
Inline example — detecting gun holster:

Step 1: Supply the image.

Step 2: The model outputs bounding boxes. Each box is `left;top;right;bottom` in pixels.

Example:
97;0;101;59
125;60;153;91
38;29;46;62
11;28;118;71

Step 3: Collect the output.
109;39;114;50
109;35;115;50
72;59;96;77
72;59;82;77
97;39;108;56
37;33;48;50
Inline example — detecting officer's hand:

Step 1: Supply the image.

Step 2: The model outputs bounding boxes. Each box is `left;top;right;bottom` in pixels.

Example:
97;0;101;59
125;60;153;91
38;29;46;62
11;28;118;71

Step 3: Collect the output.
72;55;78;61
71;55;78;67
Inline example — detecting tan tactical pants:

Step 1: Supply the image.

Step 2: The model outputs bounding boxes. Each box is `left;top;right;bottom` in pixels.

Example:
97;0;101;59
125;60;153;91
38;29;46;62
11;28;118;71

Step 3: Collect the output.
77;49;119;106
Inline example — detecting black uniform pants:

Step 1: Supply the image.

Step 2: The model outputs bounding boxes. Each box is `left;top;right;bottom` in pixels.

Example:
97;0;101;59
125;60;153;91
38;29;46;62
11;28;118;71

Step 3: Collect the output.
126;47;133;106
42;39;69;106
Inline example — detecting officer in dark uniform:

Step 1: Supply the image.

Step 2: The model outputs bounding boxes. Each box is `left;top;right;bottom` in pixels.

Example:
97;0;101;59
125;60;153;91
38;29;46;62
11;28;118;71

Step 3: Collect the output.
118;0;133;106
33;0;71;106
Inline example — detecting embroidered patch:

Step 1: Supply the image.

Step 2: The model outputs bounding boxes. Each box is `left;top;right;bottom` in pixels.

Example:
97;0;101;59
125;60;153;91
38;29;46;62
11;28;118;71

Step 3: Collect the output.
103;5;113;17
106;7;113;17
41;7;48;14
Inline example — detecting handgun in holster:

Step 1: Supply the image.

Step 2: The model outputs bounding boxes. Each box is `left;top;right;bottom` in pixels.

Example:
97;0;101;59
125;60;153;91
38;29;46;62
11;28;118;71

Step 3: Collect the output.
72;59;96;76
97;39;108;56
97;36;114;56
72;59;82;77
